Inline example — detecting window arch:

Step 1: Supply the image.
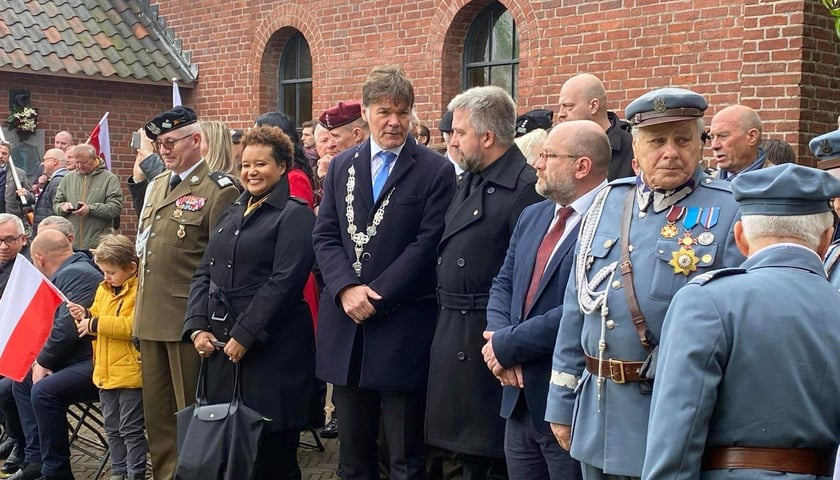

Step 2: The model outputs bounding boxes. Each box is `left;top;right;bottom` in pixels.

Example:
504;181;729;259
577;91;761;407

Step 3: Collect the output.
278;32;312;126
463;2;519;98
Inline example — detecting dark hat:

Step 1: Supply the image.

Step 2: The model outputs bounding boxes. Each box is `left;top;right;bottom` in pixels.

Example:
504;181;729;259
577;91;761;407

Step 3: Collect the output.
515;109;554;137
144;106;198;140
731;163;840;216
319;101;362;130
625;87;708;128
808;129;840;161
230;129;244;144
438;111;453;133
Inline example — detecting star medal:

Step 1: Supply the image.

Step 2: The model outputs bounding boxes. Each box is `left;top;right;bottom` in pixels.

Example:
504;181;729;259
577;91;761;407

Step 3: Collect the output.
677;232;697;249
697;207;719;246
669;247;699;276
660;205;685;238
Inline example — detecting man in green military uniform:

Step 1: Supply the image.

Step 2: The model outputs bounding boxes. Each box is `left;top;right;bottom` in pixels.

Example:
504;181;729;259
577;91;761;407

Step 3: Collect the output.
133;106;239;480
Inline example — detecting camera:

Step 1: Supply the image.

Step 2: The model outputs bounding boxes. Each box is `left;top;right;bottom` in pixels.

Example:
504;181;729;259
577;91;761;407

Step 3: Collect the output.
130;131;141;149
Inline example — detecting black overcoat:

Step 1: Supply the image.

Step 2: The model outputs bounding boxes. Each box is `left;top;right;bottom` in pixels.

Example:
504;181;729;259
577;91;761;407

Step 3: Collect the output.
183;176;316;432
425;145;541;457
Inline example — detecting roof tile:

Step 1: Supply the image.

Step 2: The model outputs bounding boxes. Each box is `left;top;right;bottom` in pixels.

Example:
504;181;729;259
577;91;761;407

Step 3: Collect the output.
0;0;196;86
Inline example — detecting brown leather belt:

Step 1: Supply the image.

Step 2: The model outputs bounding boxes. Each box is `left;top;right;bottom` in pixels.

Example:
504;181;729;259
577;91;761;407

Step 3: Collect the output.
584;354;645;384
702;446;835;476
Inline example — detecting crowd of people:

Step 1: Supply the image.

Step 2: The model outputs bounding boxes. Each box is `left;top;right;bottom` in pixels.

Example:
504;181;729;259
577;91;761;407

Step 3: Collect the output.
0;63;838;480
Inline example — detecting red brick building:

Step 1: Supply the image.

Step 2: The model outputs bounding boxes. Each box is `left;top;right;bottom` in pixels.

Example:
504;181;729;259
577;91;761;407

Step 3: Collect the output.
1;0;839;228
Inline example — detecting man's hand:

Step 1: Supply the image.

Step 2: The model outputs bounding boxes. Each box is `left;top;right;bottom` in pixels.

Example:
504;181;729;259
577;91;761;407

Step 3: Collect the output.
73;202;89;217
60;202;75;214
224;338;248;364
339;285;382;324
317;154;334;179
550;423;572;451
193;331;219;358
32;361;53;384
481;330;501;373
497;365;524;388
77;318;91;337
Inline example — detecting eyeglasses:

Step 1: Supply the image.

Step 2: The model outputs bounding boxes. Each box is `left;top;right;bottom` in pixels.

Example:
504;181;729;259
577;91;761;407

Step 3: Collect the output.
0;235;22;247
538;152;579;162
153;133;193;151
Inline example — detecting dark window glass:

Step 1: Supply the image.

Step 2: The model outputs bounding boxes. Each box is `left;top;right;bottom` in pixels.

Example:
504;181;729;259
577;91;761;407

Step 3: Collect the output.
463;3;519;98
278;32;312;126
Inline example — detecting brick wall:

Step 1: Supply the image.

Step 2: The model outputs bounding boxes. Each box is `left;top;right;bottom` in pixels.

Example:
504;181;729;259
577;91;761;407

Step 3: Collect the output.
3;0;839;234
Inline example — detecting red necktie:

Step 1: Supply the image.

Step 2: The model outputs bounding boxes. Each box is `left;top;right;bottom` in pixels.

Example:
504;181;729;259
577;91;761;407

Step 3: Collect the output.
524;206;574;314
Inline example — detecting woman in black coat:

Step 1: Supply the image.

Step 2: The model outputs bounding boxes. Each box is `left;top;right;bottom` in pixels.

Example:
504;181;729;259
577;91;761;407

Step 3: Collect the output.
183;126;316;479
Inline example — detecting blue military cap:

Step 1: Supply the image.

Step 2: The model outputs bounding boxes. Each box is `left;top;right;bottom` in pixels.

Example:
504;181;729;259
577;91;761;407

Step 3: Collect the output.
809;129;840;161
731;163;840;216
625;87;708;127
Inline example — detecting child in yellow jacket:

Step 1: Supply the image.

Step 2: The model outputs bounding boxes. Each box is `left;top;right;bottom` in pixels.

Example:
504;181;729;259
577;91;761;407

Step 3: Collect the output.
67;234;146;480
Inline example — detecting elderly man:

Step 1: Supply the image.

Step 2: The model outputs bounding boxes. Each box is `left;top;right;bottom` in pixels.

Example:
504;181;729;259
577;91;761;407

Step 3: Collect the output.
484;121;609;479
709;104;771;180
32;149;68;235
313;65;455;480
643;164;840;479
425;85;542;478
556;74;633;181
53;131;75;173
133;106;239;480
545;88;746;480
52;144;122;250
321;101;369;155
0;142;34;226
314;122;336;180
12;229;102;480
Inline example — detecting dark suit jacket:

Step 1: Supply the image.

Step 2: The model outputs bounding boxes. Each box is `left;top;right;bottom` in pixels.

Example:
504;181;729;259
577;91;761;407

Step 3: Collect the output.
486;199;579;434
313;138;455;391
37;252;103;372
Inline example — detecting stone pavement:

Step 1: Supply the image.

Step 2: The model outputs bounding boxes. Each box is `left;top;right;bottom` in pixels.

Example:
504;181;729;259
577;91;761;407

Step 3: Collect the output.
64;429;340;479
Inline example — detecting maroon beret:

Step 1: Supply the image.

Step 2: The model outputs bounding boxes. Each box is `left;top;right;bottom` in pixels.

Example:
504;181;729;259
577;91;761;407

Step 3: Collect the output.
319;101;362;130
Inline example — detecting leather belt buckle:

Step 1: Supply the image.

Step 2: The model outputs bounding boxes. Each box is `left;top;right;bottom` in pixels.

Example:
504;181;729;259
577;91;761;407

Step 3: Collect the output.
211;312;228;322
609;359;626;384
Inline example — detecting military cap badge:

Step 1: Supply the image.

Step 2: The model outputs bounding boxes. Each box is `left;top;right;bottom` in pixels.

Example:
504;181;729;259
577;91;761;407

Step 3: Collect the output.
653;97;667;113
820;139;834;156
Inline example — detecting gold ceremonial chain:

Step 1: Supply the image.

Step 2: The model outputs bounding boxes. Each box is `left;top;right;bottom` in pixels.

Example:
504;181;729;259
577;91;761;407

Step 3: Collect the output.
244;193;272;217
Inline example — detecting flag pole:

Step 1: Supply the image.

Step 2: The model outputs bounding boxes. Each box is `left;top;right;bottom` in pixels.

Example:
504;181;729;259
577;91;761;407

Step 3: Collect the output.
0;129;28;206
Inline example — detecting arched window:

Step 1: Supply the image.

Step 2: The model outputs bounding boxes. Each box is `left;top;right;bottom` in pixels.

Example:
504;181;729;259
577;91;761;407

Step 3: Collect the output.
463;3;519;98
278;32;312;126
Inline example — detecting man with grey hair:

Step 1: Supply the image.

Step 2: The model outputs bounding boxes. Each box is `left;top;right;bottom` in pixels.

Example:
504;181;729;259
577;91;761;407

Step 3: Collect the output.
32;149;68;235
426;85;541;478
709;104;771;180
643;164;840;479
546;88;745;480
313;64;455;480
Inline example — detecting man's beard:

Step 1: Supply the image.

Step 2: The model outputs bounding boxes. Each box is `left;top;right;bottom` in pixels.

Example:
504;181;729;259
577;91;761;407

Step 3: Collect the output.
457;153;483;173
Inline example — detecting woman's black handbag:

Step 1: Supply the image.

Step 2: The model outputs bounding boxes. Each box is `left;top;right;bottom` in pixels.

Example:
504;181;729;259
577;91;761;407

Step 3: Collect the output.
174;359;269;480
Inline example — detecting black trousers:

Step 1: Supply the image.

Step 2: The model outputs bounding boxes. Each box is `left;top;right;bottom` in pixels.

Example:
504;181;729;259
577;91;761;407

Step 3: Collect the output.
334;385;427;480
0;377;23;443
255;430;301;480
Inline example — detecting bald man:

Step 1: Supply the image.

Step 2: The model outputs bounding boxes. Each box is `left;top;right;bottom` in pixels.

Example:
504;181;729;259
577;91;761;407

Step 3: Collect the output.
709;105;771;181
13;229;101;480
556;74;634;180
33;149;68;235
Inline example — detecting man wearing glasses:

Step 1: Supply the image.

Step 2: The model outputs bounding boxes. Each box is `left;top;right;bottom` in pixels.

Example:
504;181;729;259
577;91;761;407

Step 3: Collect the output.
133;106;239;480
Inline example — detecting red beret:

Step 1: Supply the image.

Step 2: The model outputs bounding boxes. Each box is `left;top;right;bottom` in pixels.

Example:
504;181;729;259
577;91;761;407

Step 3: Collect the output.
319;101;362;130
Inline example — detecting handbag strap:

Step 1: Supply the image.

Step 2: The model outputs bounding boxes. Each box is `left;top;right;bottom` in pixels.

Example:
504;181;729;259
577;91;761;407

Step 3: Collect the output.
619;186;653;352
195;357;209;406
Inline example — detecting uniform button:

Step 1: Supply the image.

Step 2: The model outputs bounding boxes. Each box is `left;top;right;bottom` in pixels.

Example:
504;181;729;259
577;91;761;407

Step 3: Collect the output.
658;250;665;255
456;258;465;267
218;227;224;233
227;260;232;268
155;215;161;220
628;245;634;252
150;232;156;238
606;320;616;330
473;209;479;216
209;258;215;266
460;310;467;315
604;239;613;248
234;230;240;236
704;178;712;184
456;352;466;361
638;211;647;218
437;257;442;265
146;251;152;256
362;252;371;261
487;186;495;194
611;281;621;289
145;269;151;275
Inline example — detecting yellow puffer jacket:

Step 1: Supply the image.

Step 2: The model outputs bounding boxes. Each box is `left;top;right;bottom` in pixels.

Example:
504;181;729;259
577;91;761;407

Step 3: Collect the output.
89;275;142;390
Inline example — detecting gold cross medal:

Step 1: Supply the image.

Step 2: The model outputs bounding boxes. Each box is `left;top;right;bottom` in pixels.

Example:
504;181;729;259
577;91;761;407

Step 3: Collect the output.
669;247;699;275
660;205;685;238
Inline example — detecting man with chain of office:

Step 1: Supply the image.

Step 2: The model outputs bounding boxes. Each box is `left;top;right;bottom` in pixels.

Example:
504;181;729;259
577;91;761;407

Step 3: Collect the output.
544;87;746;480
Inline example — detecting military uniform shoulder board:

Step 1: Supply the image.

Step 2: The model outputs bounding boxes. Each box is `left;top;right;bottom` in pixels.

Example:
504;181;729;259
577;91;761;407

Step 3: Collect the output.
689;267;746;286
289;195;308;206
209;171;235;189
698;174;733;193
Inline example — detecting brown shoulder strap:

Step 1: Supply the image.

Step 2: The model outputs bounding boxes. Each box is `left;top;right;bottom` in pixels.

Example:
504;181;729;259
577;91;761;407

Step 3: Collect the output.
620;186;652;352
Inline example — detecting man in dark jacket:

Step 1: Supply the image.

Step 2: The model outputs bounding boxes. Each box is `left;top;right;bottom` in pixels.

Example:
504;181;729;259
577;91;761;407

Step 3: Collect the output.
556;74;634;181
426;85;542;478
12;229;101;480
0;142;35;228
32;149;68;236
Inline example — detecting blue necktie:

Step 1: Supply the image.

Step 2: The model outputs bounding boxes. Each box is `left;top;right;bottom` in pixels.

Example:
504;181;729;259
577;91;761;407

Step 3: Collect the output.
372;151;396;200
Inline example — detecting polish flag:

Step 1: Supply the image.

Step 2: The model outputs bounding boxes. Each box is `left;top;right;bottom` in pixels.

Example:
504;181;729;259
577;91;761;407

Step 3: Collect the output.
0;255;65;381
172;77;182;107
87;112;112;171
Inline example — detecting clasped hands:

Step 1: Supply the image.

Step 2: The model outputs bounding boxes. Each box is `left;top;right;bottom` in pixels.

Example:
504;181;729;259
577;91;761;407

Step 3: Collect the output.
192;331;247;363
339;284;382;324
481;331;523;388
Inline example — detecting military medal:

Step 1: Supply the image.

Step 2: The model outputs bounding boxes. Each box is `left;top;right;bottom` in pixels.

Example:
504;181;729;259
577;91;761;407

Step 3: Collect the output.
177;225;186;239
175;195;207;212
669;247;699;276
683;207;702;231
697;207;719;246
677;232;697;249
660;206;684;238
173;209;183;219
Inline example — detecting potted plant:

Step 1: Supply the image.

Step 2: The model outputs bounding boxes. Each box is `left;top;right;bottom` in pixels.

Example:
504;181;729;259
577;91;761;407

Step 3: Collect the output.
6;106;39;141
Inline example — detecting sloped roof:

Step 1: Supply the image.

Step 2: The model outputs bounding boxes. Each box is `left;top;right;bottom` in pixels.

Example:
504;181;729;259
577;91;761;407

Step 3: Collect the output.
0;0;197;86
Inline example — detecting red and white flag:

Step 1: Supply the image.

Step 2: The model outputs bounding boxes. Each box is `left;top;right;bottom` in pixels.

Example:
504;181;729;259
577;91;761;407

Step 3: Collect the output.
87;112;112;171
172;78;182;107
0;255;65;381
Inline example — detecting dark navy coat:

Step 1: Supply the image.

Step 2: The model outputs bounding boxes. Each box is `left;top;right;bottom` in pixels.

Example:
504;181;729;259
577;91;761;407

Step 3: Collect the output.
313;138;455;391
